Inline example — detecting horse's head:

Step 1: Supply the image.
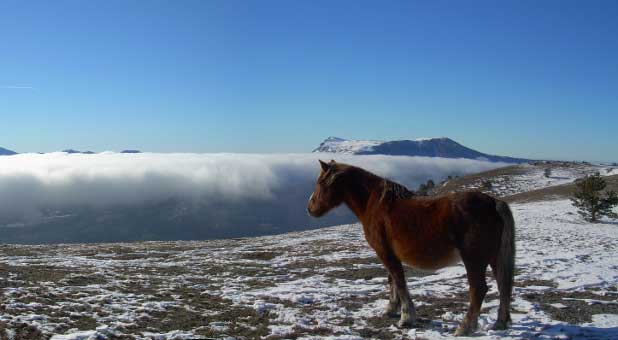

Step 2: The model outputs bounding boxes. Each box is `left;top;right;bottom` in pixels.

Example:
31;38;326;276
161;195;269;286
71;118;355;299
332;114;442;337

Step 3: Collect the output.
307;159;347;217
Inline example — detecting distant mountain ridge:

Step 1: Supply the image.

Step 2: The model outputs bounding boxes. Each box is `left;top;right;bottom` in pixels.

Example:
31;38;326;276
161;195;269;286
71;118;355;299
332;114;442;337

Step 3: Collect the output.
313;137;531;163
63;149;95;154
0;146;17;156
63;149;142;154
0;148;142;155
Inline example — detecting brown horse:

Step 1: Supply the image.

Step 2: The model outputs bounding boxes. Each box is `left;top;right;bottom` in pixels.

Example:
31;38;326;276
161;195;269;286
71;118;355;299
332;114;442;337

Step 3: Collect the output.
307;160;515;336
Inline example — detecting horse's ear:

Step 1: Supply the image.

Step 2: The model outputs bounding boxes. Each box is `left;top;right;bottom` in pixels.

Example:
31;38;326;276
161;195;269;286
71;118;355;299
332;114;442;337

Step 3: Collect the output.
319;160;330;172
330;159;336;164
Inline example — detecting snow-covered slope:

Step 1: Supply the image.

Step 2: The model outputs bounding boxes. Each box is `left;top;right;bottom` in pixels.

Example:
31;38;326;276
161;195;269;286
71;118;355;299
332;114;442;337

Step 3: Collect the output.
434;162;618;200
1;200;617;339
313;137;531;163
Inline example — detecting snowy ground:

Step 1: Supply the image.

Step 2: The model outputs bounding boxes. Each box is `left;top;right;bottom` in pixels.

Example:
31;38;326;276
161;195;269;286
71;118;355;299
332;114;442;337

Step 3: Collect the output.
1;199;618;340
451;163;615;197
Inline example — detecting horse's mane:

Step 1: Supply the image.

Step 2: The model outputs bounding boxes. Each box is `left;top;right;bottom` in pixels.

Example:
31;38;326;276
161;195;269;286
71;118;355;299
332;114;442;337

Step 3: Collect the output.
331;163;415;208
341;164;415;207
379;178;415;207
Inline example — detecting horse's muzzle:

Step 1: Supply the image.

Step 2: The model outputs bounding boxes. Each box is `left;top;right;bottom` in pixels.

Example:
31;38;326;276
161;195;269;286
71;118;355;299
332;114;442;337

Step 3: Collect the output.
306;205;326;218
307;193;316;217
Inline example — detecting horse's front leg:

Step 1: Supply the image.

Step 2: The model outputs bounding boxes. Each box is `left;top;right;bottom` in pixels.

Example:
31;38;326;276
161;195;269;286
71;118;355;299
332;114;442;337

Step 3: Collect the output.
384;274;400;317
378;251;415;327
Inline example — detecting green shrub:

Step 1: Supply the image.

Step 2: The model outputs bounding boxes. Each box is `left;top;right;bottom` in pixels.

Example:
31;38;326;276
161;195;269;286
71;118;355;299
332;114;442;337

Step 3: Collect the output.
571;172;618;222
544;168;552;178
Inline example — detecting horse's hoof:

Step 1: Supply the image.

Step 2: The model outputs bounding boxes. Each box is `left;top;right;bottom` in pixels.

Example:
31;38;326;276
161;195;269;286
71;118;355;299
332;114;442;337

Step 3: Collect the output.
397;319;413;328
454;326;472;336
492;320;509;330
384;303;400;318
397;312;415;328
384;310;400;318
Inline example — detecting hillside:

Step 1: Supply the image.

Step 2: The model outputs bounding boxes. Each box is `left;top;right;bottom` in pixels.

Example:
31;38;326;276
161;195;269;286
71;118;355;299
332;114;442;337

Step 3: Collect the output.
432;162;616;198
1;200;617;339
313;137;531;163
504;173;618;203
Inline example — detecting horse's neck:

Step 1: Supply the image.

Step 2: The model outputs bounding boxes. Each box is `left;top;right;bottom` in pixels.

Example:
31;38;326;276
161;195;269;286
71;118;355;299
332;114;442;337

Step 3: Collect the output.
342;172;383;220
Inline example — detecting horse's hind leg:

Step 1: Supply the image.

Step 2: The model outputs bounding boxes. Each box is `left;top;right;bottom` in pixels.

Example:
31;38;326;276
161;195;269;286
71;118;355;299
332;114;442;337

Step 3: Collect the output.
378;251;415;327
385;274;401;317
455;261;488;336
490;262;512;330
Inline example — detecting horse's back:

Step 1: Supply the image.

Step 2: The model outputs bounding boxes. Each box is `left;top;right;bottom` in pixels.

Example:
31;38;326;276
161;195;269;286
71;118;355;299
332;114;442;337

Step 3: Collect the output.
386;191;503;270
448;191;504;240
449;191;505;259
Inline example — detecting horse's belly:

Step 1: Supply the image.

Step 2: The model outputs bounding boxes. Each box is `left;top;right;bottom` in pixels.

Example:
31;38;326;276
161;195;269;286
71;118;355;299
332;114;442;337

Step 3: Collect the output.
397;246;461;271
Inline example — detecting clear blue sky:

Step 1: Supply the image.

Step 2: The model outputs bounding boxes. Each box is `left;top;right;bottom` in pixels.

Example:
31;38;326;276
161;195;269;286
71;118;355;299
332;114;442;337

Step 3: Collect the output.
1;0;616;161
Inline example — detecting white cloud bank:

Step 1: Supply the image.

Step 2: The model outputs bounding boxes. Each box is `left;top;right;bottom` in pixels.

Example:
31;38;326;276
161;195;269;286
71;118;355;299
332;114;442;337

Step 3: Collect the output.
0;152;505;219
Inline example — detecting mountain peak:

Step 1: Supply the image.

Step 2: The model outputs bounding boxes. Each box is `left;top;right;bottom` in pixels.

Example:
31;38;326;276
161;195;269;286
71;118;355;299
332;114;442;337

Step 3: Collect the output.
313;137;530;163
312;137;383;154
412;137;451;142
0;146;18;156
324;136;347;142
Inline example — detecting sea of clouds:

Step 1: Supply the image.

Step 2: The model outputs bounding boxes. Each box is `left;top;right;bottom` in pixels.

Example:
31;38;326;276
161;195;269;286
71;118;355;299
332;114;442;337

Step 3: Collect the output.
0;152;506;242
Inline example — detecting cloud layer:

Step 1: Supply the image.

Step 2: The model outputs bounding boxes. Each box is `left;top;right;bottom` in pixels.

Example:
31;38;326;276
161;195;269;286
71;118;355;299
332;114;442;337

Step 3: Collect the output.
0;152;505;242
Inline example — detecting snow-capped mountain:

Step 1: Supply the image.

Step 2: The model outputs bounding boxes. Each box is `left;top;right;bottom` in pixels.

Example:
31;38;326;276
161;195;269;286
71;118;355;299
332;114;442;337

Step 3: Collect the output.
0;146;17;155
313;136;531;163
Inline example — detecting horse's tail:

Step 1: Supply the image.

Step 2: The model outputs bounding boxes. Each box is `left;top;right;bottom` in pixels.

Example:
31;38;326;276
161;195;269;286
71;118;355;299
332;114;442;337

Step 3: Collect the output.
494;199;515;327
